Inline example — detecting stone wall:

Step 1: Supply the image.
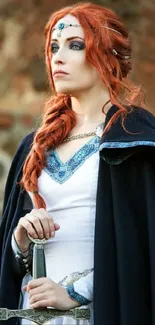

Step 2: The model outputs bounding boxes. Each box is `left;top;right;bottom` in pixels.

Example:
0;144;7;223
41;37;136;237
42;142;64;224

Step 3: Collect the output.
0;0;155;215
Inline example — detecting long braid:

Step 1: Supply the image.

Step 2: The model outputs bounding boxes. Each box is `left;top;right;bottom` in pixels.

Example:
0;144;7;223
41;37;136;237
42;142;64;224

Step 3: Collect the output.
20;95;76;208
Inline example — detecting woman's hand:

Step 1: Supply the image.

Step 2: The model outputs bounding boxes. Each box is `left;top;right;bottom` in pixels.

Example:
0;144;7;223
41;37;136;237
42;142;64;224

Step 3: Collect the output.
23;278;80;310
14;208;60;252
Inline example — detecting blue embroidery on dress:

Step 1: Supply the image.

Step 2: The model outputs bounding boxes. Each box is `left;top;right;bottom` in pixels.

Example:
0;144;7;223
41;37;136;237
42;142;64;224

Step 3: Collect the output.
44;136;100;184
66;283;91;305
99;140;155;151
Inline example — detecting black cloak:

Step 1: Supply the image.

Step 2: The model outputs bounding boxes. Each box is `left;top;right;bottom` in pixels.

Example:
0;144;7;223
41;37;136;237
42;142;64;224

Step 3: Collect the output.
1;104;155;325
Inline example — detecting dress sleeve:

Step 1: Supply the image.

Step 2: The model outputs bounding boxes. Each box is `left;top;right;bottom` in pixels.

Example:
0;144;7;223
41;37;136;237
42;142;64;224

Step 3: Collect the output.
11;228;33;275
66;271;93;305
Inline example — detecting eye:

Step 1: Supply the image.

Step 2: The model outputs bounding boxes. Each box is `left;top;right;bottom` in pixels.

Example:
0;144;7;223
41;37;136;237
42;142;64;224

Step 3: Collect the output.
70;41;85;50
51;43;59;53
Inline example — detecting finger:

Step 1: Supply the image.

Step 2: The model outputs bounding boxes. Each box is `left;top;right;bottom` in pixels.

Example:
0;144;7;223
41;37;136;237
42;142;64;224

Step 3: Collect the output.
54;223;60;231
30;299;53;308
27;278;46;291
18;217;38;239
22;285;27;291
37;209;60;239
29;292;50;305
29;285;45;298
44;216;60;237
37;209;54;239
48;218;56;238
26;215;44;239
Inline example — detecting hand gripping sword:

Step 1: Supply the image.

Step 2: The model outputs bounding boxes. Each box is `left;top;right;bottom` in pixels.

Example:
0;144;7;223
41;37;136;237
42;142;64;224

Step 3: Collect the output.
0;236;90;324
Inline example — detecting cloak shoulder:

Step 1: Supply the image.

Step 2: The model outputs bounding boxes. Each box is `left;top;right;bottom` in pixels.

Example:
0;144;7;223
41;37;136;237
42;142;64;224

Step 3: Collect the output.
100;105;155;164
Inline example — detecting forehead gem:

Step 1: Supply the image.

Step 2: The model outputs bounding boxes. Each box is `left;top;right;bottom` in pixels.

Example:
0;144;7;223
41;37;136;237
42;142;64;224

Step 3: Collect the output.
58;22;65;30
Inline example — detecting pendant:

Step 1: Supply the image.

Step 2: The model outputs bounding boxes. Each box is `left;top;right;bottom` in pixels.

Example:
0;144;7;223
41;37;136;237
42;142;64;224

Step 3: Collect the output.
57;31;61;37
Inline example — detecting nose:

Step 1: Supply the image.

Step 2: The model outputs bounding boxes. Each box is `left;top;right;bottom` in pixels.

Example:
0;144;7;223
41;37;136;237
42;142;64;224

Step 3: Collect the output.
52;48;66;66
54;58;64;65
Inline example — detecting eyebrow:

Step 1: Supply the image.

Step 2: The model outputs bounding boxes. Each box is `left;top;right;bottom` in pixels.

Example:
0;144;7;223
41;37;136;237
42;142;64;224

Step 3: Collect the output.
51;36;85;42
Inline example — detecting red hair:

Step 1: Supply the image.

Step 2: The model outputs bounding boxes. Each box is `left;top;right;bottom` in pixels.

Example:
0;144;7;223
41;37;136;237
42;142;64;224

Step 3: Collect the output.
20;2;146;208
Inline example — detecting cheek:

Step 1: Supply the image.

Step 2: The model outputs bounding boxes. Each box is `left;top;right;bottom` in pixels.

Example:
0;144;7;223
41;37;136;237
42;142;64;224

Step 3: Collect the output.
84;63;100;82
70;52;86;70
73;56;94;77
76;63;98;83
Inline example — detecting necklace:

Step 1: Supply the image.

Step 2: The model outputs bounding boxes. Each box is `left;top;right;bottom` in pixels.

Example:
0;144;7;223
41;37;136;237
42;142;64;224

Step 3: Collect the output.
62;131;96;143
62;121;105;143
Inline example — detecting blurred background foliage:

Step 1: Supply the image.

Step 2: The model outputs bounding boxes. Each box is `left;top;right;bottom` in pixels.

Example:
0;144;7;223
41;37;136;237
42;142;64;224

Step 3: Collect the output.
0;0;155;214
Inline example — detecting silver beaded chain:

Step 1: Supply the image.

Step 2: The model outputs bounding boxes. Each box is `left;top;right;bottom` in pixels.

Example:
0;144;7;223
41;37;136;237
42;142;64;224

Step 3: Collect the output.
62;131;96;143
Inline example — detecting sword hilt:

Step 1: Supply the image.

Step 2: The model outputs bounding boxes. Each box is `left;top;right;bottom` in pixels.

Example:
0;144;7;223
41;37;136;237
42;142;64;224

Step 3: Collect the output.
27;234;47;279
33;243;46;279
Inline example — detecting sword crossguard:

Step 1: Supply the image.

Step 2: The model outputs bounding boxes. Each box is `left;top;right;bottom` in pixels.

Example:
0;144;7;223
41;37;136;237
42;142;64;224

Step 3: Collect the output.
0;307;90;324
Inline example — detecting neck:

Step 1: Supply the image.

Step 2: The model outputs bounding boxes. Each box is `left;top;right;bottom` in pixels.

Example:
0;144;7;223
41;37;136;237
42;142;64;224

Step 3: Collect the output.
71;87;112;126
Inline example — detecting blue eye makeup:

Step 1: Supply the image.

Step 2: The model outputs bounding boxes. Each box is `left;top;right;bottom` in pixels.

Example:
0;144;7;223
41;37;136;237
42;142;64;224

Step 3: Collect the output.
51;43;59;53
50;41;85;53
69;41;85;50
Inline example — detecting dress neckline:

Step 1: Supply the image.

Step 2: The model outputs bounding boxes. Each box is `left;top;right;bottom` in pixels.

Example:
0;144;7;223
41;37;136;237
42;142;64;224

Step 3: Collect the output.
45;136;100;184
47;121;105;165
54;135;98;165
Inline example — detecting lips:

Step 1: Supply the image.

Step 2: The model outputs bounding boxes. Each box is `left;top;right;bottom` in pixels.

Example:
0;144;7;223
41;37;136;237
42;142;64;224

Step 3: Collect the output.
53;70;69;76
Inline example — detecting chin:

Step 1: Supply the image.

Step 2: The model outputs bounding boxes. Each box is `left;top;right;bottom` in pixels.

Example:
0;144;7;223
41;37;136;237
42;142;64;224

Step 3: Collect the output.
55;87;75;95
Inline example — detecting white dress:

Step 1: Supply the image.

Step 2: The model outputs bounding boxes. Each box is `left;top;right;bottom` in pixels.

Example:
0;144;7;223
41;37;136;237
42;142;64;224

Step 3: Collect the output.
12;132;102;325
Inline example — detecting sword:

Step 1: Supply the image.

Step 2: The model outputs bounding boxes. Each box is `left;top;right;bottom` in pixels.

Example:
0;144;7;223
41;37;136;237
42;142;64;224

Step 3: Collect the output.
0;307;90;324
0;235;90;323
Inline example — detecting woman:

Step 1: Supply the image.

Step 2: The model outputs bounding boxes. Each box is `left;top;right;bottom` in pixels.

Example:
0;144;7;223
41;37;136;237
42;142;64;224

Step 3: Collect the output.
1;2;155;325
